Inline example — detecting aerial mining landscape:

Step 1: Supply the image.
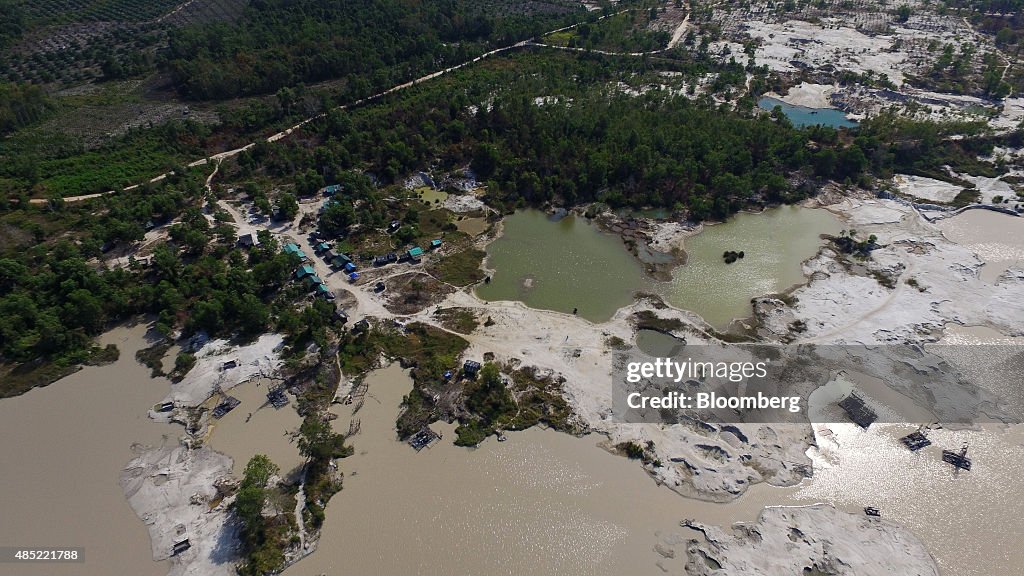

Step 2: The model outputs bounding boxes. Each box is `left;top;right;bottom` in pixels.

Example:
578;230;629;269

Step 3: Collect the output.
0;0;1022;574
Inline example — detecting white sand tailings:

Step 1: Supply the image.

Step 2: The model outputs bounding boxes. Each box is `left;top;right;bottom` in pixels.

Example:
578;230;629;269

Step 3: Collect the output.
121;445;237;576
893;175;963;203
680;504;938;576
164;334;285;407
757;194;1024;343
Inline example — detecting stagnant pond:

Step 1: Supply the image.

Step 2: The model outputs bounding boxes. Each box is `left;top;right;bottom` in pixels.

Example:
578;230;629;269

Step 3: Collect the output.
477;207;841;328
937;209;1024;283
757;97;859;129
476;210;649;322
660;206;843;328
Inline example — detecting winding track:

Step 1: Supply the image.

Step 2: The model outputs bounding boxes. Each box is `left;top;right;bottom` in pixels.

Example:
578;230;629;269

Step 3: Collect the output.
30;7;662;205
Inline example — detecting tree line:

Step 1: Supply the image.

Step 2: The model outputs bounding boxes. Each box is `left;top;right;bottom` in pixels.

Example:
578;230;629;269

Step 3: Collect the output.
164;0;584;100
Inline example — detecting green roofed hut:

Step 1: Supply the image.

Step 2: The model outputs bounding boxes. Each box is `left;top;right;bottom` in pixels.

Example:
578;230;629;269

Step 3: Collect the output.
295;264;316;279
284;243;307;260
430;239;442;249
332;254;352;268
407;247;424;261
305;275;323;287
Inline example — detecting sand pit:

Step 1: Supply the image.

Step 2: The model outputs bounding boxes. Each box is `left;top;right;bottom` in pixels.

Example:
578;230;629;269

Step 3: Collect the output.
678;505;938;576
773;82;834;108
121;444;239;576
162;334;285;407
757;195;1024;343
410;291;814;502
893;174;964;203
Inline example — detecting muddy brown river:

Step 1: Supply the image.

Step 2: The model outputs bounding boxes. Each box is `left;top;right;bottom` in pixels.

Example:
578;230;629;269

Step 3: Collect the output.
286;364;795;576
1;318;1021;575
0;323;171;576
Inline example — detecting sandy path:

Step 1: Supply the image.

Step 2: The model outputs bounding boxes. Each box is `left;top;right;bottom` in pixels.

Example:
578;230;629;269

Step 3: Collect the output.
31;10;632;205
667;7;691;49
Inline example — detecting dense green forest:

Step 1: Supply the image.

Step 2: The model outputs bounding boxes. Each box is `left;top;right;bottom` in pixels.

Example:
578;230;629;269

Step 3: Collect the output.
224;51;997;222
543;10;670;52
165;0;584;100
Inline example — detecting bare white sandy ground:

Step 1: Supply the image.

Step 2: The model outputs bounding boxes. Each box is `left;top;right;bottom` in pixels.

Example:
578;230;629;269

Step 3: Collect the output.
675;505;938;576
129;335;286;575
764;82;835;109
954;172;1017;204
126;335;295;576
755;192;1024;344
893;174;964;203
121;445;239;576
156;334;286;409
716;19;911;86
703;0;1024;133
442;191;490;213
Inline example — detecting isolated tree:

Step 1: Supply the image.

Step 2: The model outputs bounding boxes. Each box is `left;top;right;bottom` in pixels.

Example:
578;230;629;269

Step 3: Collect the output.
275;192;299;221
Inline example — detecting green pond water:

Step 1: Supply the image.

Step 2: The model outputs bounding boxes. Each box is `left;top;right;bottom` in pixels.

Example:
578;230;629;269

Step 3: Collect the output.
660;206;842;328
758;97;858;129
635;329;685;356
478;206;841;327
416;187;449;205
475;210;649;322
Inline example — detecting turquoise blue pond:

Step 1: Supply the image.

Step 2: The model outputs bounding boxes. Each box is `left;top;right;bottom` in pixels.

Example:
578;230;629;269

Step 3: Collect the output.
758;97;858;129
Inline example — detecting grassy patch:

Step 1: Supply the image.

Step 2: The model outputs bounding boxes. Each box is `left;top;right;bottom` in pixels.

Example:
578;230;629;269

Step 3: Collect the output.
433;307;479;334
869;269;898;289
615;440;660;466
505;365;575;432
350;231;394;259
382;272;455;315
387;323;470;437
951;188;982;208
543;30;575;46
427;248;486;287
